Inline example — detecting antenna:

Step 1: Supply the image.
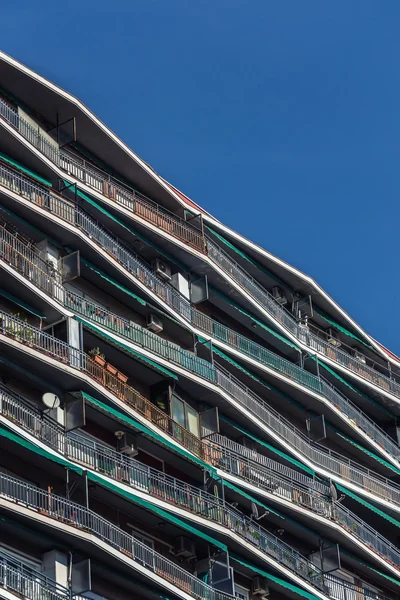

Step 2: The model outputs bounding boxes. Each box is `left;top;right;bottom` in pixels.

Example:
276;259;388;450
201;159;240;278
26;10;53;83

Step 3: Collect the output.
42;392;60;410
250;501;268;521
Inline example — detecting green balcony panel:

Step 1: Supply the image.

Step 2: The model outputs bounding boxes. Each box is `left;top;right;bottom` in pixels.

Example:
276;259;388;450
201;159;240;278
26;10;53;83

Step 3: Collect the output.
223;479;284;519
206;226;287;287
82;392;215;473
209;285;301;352
76;316;178;380
316;359;394;417
74;186;187;271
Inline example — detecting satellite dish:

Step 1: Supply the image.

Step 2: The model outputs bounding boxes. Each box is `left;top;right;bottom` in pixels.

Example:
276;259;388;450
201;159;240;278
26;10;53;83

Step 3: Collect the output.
42;393;60;409
330;483;338;502
251;502;259;520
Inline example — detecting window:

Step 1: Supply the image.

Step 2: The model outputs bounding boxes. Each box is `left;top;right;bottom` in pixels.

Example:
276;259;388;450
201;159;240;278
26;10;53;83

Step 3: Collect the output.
234;584;249;600
171;395;200;437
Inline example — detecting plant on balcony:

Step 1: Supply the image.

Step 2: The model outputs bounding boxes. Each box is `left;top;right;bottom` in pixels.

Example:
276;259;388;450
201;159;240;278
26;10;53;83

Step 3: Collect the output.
117;371;128;383
106;362;118;375
89;347;106;366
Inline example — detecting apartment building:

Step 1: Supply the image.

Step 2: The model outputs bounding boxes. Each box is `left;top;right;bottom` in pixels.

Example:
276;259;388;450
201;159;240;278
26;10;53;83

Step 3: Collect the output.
0;50;399;600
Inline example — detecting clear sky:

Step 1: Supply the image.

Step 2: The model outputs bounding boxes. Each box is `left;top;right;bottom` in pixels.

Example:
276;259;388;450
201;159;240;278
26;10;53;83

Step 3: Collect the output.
2;1;399;353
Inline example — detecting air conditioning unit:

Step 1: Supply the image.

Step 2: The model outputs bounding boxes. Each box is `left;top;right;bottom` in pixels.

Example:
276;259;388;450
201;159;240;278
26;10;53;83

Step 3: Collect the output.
272;286;287;306
326;328;341;348
175;536;196;559
354;351;366;364
117;432;138;457
147;313;163;333
252;576;269;596
152;258;172;281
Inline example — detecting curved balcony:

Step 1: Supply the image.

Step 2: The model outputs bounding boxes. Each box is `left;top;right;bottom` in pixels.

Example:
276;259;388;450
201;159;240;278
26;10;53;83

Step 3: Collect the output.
1;99;399;405
0;549;70;600
1;309;400;517
0;195;398;468
0;472;234;600
1;384;395;595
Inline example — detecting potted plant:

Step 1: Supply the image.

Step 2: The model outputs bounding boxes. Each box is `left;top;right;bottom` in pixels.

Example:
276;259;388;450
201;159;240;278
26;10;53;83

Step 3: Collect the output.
117;370;128;383
89;347;106;367
106;362;118;375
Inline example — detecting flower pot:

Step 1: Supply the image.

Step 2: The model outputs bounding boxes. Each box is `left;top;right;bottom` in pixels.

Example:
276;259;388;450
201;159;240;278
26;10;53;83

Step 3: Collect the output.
106;363;118;375
93;355;106;367
117;371;128;383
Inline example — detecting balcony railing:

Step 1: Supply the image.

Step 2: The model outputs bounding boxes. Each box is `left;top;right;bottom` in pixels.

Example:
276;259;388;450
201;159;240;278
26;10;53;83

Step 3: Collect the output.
0;549;70;600
59;150;206;253
1;307;400;516
208;435;400;571
0;98;206;254
1;98;399;405
213;365;400;507
0;309;205;460
0;472;233;600
0;187;398;467
64;290;215;382
2;385;394;597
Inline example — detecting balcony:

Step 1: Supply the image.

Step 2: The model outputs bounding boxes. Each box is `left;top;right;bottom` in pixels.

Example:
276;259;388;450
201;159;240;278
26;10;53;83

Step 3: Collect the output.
0;309;206;460
0;549;70;600
1;384;393;597
0;472;232;600
1;99;399;405
1;306;400;518
210;435;400;572
0;193;398;468
0;98;206;255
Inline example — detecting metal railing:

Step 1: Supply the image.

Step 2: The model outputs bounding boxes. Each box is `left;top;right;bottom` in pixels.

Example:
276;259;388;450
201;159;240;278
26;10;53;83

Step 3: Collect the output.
64;289;215;382
0;97;206;254
2;307;400;514
0;180;398;467
207;435;400;571
0;309;204;459
0;472;233;600
59;150;206;253
213;365;400;507
1;384;400;580
0;549;70;600
1;97;400;405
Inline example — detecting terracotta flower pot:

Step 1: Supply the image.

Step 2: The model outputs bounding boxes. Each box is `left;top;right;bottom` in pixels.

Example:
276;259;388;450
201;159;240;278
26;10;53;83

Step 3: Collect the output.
117;371;128;383
94;355;106;367
106;362;118;375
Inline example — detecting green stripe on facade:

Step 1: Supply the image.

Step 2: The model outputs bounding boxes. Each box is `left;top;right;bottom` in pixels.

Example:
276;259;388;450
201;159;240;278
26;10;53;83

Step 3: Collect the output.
336;484;400;528
0;425;83;474
0;288;47;319
0;152;52;186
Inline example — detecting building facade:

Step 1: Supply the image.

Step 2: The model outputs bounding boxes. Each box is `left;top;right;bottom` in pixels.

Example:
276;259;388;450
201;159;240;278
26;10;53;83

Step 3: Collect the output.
0;50;399;600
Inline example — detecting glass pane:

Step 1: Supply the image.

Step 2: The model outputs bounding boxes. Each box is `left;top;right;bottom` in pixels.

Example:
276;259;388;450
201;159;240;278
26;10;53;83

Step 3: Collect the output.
186;405;200;437
171;396;185;427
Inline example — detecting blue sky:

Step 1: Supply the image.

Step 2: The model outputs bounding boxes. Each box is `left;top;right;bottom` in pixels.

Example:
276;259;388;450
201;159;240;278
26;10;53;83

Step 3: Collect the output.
2;1;399;353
